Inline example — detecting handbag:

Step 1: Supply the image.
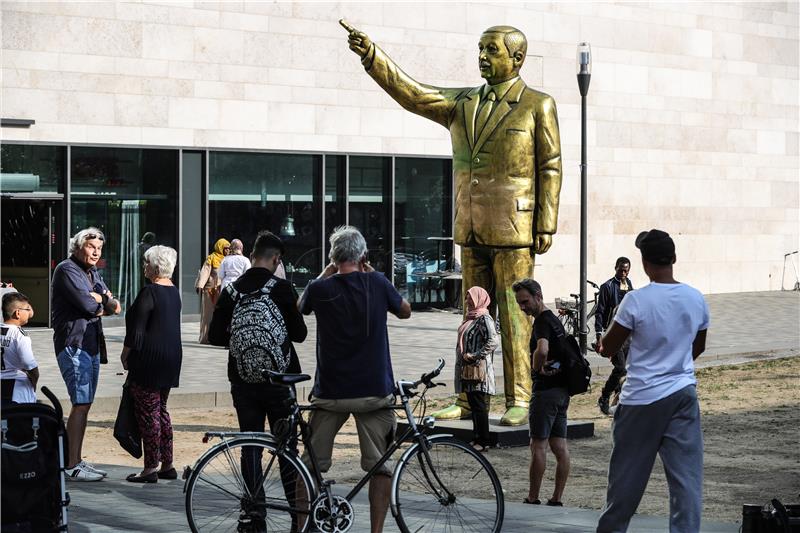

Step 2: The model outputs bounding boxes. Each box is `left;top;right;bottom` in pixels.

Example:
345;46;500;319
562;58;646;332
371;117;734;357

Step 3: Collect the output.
461;357;487;381
113;380;142;458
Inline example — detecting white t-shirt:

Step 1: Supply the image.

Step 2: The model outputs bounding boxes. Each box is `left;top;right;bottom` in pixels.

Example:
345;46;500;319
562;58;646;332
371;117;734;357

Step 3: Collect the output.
614;282;710;405
1;323;38;403
219;254;251;288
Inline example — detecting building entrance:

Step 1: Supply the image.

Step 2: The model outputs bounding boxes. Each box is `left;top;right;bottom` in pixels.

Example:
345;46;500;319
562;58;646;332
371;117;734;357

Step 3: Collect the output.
0;196;65;327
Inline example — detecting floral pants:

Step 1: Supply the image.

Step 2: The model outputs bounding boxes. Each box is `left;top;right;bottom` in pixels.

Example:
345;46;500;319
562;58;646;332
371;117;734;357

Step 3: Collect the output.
130;382;173;469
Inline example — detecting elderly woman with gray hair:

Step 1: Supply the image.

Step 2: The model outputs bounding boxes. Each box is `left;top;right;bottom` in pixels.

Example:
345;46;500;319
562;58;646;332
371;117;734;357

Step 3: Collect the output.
120;245;183;483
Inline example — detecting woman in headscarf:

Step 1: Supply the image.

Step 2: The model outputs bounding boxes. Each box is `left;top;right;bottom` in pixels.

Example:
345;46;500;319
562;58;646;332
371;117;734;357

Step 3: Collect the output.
455;286;498;452
195;238;230;344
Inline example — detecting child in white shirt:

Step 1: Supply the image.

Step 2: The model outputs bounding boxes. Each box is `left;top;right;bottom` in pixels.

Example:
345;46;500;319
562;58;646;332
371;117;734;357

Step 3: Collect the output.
1;292;39;404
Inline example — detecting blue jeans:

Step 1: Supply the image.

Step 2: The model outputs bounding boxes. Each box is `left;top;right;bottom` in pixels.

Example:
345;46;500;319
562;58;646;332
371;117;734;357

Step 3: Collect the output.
56;347;100;405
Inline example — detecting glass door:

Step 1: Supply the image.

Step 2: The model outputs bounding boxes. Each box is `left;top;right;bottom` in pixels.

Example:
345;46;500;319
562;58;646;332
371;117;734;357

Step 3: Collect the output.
0;197;64;327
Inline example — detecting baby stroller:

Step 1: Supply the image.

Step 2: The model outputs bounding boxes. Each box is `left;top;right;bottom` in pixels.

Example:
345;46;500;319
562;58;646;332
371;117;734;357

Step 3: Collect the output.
2;386;69;532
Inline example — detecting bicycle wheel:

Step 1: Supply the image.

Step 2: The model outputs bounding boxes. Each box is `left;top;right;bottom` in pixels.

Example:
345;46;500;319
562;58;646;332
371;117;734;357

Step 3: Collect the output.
185;437;314;533
392;437;503;533
559;311;576;337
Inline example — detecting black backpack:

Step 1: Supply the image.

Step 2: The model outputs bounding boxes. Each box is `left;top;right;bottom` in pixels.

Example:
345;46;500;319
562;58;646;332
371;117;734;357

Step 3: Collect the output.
226;277;289;383
546;313;592;396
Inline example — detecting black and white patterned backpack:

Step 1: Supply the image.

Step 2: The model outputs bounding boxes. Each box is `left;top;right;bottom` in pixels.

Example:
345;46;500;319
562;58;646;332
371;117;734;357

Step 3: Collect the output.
226;277;289;383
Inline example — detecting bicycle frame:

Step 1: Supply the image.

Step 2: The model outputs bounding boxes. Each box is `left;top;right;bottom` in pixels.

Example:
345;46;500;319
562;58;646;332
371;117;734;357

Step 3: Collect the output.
299;377;453;505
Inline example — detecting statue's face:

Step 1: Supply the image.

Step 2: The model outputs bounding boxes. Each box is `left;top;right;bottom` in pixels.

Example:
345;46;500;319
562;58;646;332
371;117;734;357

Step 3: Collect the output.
478;32;518;84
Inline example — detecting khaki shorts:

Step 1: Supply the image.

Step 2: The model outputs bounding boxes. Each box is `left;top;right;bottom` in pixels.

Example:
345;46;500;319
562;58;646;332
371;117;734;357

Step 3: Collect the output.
301;395;396;476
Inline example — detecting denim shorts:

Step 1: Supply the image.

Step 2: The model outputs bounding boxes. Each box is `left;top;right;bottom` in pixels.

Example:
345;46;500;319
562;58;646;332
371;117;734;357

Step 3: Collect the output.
56;347;100;405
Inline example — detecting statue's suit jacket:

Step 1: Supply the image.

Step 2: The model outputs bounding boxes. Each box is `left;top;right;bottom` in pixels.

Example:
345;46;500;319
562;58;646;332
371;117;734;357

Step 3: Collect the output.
362;45;562;248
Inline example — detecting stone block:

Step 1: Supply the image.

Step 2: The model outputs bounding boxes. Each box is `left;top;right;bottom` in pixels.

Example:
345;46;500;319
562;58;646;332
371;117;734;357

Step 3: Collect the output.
316;105;360;136
219;100;270;132
168;97;220;130
194;80;245;100
756;130;786;155
194;27;244;65
169;60;220;81
57;91;115;125
266;102;315;134
143;23;194;61
140;126;194;147
84;124;142;145
115;94;169;127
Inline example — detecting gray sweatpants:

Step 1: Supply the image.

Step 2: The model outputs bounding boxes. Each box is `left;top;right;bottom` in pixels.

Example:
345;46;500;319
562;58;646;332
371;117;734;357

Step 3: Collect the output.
597;385;703;533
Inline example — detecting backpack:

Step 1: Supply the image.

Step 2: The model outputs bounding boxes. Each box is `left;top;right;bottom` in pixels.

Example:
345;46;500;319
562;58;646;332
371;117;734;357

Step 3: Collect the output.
545;312;592;397
226;277;289;383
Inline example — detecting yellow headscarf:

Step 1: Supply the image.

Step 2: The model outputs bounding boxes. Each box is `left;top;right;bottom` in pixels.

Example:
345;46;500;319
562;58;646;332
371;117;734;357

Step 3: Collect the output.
206;238;230;269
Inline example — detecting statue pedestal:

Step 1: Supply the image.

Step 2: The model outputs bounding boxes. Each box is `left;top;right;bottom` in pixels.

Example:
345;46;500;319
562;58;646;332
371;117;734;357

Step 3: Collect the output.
398;417;594;448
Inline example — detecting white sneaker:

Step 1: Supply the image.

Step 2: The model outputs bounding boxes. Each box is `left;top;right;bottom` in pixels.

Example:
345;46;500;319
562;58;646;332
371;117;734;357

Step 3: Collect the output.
65;463;104;481
79;461;108;477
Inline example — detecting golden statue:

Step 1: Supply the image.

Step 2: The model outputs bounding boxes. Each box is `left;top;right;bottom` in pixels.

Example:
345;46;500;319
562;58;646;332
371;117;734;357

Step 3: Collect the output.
341;21;562;425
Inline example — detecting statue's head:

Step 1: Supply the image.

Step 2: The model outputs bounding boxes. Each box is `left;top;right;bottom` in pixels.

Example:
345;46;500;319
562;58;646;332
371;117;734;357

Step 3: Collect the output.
479;26;527;84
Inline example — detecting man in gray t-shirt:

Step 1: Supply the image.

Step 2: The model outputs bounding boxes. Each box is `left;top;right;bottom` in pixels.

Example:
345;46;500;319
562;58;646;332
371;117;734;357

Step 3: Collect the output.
596;229;710;533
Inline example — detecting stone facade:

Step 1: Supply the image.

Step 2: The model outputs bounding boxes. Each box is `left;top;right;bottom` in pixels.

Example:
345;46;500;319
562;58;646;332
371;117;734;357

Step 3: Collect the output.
2;1;798;297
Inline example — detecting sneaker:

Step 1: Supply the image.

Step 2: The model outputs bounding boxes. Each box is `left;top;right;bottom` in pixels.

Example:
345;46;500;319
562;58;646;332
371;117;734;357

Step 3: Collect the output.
66;463;104;481
597;395;610;416
79;461;108;477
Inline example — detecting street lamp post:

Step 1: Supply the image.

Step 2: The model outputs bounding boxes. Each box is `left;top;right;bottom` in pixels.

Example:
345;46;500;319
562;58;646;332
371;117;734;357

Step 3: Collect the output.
577;42;591;355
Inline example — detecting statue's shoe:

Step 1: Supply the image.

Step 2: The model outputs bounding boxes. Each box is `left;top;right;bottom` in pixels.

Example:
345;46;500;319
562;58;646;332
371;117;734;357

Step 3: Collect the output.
499;406;529;426
430;404;471;420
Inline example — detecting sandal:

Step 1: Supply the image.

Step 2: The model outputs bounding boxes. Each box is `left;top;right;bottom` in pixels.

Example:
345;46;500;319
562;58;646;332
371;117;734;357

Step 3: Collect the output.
469;441;489;453
546;499;563;506
157;468;178;480
523;497;541;504
126;472;158;483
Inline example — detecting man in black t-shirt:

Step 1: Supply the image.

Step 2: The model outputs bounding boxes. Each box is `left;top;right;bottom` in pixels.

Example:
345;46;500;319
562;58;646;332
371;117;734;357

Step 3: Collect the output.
513;278;570;507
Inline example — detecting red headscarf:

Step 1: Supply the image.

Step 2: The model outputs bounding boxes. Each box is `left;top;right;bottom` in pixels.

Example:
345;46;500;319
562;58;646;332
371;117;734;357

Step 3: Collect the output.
457;286;491;354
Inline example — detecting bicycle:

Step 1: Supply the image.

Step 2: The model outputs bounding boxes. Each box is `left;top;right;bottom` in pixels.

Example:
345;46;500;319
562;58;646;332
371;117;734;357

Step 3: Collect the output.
555;279;600;340
183;359;504;532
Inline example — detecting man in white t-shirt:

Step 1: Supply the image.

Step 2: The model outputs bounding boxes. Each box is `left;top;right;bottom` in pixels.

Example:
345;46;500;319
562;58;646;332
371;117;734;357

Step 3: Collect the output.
596;229;710;533
218;239;252;289
1;292;39;405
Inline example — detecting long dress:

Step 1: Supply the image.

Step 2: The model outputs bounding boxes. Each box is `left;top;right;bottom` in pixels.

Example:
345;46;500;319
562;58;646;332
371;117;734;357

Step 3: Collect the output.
195;262;220;344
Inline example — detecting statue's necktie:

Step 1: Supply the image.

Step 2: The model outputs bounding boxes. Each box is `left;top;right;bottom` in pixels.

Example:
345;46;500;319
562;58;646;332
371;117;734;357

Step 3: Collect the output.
474;89;496;143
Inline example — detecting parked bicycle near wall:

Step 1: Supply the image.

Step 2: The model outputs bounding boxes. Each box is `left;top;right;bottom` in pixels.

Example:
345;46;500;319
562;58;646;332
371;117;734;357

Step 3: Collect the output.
555;280;600;343
183;359;505;533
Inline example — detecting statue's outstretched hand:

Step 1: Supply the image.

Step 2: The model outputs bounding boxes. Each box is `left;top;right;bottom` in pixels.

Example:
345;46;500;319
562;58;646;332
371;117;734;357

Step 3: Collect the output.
533;234;553;254
340;19;372;58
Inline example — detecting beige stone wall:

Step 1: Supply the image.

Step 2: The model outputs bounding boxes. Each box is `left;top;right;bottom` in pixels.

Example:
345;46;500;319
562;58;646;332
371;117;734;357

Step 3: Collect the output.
2;1;797;297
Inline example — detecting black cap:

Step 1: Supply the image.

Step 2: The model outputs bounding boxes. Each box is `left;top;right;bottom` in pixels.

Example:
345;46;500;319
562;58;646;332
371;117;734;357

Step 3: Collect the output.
635;229;675;265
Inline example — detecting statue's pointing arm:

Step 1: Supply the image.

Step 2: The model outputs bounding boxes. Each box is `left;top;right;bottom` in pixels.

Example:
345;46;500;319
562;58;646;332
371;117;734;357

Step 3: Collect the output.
342;21;461;128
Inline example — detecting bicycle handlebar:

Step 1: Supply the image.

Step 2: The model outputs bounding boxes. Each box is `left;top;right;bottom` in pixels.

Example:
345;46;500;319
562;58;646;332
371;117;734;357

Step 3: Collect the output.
410;358;445;390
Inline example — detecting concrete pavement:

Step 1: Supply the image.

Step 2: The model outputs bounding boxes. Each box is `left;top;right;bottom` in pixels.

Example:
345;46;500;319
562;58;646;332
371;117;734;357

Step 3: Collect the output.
65;465;739;532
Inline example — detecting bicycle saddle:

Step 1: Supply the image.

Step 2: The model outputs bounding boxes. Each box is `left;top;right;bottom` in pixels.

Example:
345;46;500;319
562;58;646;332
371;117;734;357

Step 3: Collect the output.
265;371;311;386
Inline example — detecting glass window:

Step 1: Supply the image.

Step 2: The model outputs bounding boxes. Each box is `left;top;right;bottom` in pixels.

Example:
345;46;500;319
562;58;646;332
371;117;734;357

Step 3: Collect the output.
208;152;322;292
1;144;65;193
324;155;346;263
394;157;453;304
181;151;204;314
348;156;391;277
70;147;179;311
